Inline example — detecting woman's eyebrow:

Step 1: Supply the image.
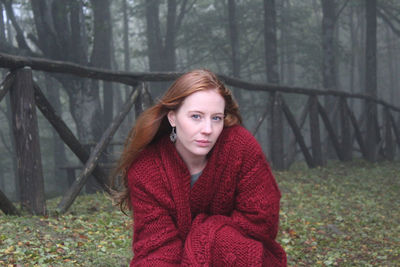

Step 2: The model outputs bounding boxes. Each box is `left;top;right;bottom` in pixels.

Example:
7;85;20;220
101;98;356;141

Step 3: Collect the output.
188;110;224;115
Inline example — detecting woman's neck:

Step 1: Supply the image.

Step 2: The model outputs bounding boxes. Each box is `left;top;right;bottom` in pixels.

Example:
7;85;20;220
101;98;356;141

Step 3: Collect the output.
184;157;207;175
174;144;207;174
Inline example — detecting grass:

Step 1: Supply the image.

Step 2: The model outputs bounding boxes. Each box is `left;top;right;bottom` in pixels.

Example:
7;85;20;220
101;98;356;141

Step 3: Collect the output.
0;160;399;266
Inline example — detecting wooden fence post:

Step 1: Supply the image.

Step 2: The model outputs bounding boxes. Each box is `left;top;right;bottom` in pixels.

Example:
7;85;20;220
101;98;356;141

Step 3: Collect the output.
384;108;395;160
270;92;285;170
0;188;20;215
134;83;153;118
285;98;311;167
317;101;343;160
281;98;315;168
344;101;368;158
387;111;400;154
9;67;46;215
56;88;139;214
309;96;324;166
340;97;352;161
33;83;110;193
0;72;13;103
365;99;378;162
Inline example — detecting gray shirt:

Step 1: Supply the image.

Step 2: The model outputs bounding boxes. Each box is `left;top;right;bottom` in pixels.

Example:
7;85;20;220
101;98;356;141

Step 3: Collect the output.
190;172;202;187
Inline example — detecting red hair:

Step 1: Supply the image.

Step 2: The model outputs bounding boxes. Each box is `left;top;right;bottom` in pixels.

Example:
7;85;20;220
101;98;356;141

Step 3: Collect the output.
111;69;242;212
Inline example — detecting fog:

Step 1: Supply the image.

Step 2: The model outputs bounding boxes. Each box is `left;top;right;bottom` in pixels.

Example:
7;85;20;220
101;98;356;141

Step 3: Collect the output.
0;0;399;201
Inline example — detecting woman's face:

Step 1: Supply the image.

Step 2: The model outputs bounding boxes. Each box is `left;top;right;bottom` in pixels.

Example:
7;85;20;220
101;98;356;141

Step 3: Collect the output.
168;89;225;162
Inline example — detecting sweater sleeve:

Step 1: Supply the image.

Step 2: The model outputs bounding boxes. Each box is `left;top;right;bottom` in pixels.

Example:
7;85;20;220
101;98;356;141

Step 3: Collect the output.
182;129;286;266
128;165;183;266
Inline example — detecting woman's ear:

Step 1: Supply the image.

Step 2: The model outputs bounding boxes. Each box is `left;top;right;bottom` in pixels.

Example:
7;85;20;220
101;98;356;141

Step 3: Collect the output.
167;111;176;127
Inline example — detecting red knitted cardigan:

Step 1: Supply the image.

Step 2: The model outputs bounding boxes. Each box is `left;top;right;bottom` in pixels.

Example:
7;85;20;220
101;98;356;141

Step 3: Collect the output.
128;125;287;266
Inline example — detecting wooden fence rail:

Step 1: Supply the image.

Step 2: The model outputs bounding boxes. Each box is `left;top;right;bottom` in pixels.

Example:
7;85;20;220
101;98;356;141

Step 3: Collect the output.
0;52;399;215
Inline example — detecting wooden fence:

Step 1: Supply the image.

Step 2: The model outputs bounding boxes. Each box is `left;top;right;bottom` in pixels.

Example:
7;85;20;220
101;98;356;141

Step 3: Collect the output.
0;52;399;216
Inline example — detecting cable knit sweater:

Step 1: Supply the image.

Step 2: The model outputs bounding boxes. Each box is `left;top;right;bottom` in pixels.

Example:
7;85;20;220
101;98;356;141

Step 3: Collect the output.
128;125;287;266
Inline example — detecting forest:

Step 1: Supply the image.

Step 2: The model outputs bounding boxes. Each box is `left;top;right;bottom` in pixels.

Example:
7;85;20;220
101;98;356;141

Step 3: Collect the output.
0;0;399;266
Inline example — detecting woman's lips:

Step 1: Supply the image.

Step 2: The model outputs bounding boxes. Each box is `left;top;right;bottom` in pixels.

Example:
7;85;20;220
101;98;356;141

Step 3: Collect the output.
195;140;211;147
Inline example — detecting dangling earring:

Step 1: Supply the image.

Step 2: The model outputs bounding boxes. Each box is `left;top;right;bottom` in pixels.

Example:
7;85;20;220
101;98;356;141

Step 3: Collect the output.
170;127;177;143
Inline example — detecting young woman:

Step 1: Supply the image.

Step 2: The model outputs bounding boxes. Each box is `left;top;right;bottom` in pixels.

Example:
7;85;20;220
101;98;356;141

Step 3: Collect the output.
113;69;287;266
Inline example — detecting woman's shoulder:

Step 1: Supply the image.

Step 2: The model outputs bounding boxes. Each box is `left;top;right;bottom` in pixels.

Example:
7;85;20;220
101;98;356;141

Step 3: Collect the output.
221;125;260;149
127;142;161;181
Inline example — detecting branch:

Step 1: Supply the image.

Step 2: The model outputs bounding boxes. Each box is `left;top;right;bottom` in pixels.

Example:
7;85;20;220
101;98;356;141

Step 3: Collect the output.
0;71;13;103
0;128;12;155
0;52;400;113
1;0;31;51
176;0;196;32
377;8;400;38
334;0;350;23
378;3;400;25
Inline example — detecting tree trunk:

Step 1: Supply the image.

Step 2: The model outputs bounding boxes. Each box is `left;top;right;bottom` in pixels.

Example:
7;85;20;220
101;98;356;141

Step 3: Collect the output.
45;76;68;191
385;25;396;106
321;0;337;160
5;81;19;201
365;0;378;162
228;0;240;78
349;4;356;98
0;158;4;193
357;3;366;116
281;0;295;85
164;0;177;71
123;0;130;74
88;0;114;192
122;0;134;135
227;0;242;105
309;96;324;166
145;0;183;96
145;0;164;97
146;0;163;72
321;0;337;92
10;68;46;215
0;2;5;41
263;0;284;169
1;7;19;201
30;0;104;149
91;0;113;129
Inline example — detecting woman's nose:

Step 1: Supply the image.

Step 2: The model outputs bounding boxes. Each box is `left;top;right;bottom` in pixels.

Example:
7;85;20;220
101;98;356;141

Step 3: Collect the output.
201;120;212;134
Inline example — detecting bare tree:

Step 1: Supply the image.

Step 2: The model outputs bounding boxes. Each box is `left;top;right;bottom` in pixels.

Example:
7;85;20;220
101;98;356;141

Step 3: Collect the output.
365;0;378;161
321;0;337;160
263;0;284;169
145;0;191;95
91;0;114;128
227;0;240;78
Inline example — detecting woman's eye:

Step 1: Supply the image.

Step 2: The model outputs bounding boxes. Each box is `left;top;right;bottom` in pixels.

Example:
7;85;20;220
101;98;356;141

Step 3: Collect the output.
212;116;223;121
191;114;201;120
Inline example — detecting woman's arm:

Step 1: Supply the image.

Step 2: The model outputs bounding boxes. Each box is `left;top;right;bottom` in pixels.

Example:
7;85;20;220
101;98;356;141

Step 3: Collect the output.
129;168;183;266
183;128;286;266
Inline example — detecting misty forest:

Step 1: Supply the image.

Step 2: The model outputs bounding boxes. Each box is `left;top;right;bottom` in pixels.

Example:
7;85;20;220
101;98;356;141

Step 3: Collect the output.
0;0;399;266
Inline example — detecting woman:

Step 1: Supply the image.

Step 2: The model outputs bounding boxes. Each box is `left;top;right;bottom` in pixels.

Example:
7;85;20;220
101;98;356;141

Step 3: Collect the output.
113;69;287;266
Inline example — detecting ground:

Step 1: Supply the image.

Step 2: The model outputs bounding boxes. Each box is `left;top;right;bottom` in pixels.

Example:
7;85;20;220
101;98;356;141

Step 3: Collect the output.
0;160;399;266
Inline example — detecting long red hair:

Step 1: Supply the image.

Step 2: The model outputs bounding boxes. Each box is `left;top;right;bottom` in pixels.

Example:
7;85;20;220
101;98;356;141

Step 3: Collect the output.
111;69;242;212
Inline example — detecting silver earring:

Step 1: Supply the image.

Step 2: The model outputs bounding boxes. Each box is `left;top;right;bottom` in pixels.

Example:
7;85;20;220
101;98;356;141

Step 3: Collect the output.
170;127;177;143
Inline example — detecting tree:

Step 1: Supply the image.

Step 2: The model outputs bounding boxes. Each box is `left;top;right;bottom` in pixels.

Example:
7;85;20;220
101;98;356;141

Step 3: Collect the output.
321;0;337;94
28;0;104;144
365;0;378;161
227;0;240;78
91;0;114;128
321;0;337;160
145;0;180;72
143;0;192;96
263;0;284;170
